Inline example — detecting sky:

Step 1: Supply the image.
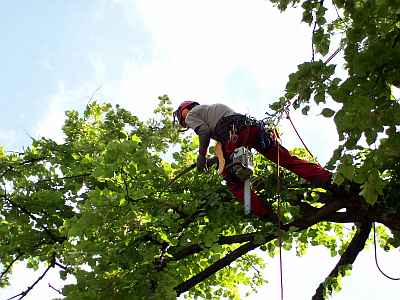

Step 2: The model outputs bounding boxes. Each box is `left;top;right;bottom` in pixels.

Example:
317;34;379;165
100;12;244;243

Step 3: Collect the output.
0;0;399;299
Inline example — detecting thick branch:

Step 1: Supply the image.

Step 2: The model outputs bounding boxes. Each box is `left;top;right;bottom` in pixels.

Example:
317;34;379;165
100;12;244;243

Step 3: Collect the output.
173;198;347;295
171;232;259;261
173;190;400;296
373;210;400;232
312;222;372;300
174;240;264;296
286;196;346;230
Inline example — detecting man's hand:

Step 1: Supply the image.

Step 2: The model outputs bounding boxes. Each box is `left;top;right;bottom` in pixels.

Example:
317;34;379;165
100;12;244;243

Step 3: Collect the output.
196;155;207;172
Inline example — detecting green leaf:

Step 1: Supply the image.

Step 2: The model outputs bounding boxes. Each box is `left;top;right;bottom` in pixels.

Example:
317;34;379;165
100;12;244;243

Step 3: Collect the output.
321;108;335;117
301;105;310;115
359;173;383;205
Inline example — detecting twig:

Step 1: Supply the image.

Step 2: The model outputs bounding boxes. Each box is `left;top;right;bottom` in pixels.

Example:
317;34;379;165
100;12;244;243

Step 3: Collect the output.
312;19;317;62
48;283;63;295
0;156;48;179
120;168;133;202
7;259;54;300
333;2;343;20
35;173;91;184
0;253;23;281
54;261;68;271
169;163;196;185
3;195;65;243
87;85;103;106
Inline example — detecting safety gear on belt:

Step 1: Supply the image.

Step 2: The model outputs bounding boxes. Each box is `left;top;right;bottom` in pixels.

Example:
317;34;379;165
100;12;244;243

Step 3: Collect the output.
173;101;200;127
213;114;271;152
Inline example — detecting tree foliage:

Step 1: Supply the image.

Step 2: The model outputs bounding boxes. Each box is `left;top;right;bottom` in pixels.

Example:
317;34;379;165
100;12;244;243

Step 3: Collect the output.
1;1;400;299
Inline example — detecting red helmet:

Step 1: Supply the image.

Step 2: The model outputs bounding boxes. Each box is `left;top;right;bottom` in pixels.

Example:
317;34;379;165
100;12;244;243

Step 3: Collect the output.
173;101;199;127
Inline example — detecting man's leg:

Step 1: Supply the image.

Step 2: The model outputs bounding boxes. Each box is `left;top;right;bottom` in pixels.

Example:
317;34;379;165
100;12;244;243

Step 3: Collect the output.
231;126;332;185
260;141;332;185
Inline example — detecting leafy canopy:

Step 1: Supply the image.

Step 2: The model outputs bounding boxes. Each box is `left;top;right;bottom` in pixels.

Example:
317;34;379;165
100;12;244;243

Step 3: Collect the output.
1;1;400;299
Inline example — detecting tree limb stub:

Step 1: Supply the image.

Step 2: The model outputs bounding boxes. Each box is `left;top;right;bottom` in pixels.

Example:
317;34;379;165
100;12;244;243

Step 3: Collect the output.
312;222;372;300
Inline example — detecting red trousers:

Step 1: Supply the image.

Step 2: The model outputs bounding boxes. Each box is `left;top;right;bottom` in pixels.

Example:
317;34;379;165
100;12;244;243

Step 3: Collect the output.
222;126;332;218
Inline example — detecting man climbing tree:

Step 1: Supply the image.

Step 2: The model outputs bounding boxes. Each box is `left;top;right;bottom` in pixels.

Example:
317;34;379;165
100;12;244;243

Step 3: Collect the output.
1;0;400;300
173;101;333;217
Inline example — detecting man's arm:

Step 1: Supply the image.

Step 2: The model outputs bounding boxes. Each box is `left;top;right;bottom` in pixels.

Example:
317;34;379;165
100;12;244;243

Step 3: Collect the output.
194;125;211;172
185;109;212;172
194;125;211;156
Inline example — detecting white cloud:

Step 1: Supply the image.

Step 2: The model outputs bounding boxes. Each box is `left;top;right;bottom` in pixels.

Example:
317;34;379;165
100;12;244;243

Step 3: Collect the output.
73;0;338;165
34;82;100;143
89;55;107;82
41;59;54;72
133;0;311;65
0;129;17;148
393;85;400;100
32;0;339;163
110;0;314;115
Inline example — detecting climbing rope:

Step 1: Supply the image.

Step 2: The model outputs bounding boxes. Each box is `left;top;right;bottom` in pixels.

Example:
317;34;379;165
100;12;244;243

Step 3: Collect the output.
373;222;400;280
266;46;343;163
276;140;284;300
285;113;318;163
267;46;343;300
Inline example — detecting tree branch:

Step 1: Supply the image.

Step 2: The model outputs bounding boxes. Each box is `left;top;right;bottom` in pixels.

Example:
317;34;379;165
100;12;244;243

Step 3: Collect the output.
312;221;372;300
0;156;48;179
2;195;66;243
373;210;400;232
6;256;55;300
35;173;91;185
173;197;347;295
48;283;63;295
0;253;23;281
171;232;260;261
174;240;263;296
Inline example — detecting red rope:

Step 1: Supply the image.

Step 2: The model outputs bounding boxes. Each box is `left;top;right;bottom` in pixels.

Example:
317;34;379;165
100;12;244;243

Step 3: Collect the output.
276;142;284;300
285;112;320;165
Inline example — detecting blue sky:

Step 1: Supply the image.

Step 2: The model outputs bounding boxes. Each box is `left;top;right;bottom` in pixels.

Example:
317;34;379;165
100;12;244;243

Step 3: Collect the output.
1;0;332;153
1;0;399;299
1;0;150;148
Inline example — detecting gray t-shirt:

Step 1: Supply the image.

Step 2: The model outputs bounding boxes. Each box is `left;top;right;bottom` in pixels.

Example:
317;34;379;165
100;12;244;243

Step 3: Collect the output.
185;103;236;136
